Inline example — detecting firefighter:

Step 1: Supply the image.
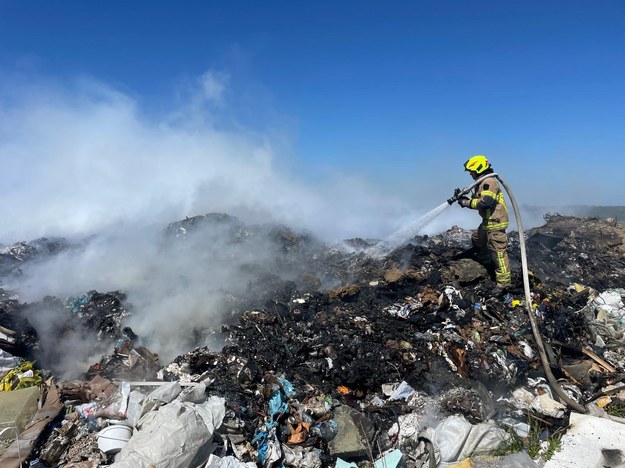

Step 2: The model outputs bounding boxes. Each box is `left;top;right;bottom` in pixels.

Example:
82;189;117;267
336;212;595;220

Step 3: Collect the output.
458;155;511;287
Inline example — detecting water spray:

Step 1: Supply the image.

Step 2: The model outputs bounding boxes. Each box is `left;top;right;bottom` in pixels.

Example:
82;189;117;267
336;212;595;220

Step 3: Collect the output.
369;173;521;257
448;175;586;413
368;202;451;257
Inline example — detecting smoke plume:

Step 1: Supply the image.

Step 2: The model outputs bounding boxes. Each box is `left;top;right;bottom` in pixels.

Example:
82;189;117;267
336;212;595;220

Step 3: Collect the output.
0;71;545;374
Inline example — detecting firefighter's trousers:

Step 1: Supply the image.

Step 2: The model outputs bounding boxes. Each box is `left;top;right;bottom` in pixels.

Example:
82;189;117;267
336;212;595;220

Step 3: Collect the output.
471;226;511;285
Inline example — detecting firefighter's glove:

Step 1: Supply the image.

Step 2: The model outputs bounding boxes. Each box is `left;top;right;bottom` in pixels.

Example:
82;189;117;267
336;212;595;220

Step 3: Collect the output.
458;197;471;208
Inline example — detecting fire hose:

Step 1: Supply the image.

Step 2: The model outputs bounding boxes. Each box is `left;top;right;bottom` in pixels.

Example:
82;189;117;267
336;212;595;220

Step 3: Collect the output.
449;174;586;413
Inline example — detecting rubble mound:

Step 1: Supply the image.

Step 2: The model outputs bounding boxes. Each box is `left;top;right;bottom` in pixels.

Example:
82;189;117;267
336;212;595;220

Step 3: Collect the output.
0;214;624;467
511;214;625;288
0;237;68;277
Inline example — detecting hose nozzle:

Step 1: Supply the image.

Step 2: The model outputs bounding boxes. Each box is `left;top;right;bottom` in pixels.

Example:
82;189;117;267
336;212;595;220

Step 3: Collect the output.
447;173;498;205
447;187;462;205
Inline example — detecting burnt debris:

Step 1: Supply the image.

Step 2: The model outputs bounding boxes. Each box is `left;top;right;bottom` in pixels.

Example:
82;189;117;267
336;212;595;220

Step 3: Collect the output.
0;213;624;467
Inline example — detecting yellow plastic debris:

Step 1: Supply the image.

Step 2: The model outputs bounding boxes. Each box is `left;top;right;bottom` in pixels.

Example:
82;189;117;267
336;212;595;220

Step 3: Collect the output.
511;299;521;308
595;396;612;408
0;361;43;391
449;459;474;468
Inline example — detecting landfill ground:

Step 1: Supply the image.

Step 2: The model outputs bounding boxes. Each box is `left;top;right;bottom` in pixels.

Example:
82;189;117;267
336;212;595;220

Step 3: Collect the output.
1;213;625;467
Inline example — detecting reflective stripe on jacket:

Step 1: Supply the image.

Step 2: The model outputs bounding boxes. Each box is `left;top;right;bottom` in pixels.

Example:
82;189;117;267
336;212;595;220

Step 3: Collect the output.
468;176;509;231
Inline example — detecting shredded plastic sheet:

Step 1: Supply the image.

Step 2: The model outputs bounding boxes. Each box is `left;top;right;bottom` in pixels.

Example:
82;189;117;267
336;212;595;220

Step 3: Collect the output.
253;377;296;467
125;390;144;427
530;393;566;418
64;290;95;313
268;391;288;416
0;349;21;376
383;296;422;319
388;381;417;401
179;382;208;403
441;285;464;311
506;384;567;419
112;396;225;468
389;413;508;467
593;289;625;323
278;377;296;397
388;412;422;449
252;426;281;467
205;454;257;467
145;381;182;403
434;415;508;465
281;444;322;468
138;381;182;419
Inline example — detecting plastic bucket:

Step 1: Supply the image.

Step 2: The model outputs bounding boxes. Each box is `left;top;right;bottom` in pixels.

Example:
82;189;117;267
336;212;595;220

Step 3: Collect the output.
97;424;132;454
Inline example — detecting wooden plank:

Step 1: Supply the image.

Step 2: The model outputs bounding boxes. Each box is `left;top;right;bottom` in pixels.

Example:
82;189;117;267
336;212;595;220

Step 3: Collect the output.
581;346;617;373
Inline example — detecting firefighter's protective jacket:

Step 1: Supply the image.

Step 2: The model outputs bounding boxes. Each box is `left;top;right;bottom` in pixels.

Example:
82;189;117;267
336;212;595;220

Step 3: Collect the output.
468;176;509;231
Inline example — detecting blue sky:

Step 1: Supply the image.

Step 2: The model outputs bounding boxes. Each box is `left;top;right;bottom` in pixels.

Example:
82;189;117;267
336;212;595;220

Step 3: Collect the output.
0;1;624;241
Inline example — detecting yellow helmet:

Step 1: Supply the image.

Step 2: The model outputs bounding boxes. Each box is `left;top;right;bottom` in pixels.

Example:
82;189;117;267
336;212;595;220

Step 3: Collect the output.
464;155;490;174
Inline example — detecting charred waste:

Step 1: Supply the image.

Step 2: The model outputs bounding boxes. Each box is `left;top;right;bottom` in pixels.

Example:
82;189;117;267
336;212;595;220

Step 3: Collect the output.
0;213;624;467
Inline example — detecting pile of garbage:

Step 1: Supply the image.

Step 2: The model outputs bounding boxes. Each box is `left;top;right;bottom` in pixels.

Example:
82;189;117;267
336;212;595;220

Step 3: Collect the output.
0;237;68;278
0;213;624;467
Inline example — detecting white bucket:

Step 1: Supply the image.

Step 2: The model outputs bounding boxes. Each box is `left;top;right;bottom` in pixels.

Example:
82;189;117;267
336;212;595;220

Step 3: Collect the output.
97;424;132;454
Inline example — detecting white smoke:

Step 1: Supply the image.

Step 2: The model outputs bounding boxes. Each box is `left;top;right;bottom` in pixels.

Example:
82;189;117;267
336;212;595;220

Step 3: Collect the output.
0;72;407;242
198;70;230;106
0;71;406;370
1;70;550;373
